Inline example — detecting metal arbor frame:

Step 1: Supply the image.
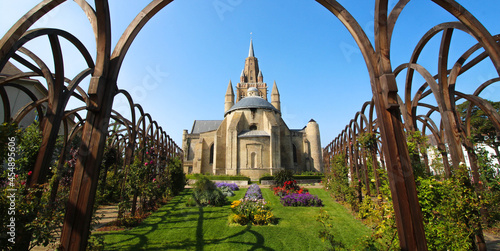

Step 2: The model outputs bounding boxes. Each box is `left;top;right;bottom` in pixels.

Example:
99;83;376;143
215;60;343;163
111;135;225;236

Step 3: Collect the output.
1;0;499;250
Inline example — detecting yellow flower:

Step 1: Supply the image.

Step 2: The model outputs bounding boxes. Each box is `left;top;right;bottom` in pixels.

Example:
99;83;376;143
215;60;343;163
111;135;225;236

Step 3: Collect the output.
231;200;241;208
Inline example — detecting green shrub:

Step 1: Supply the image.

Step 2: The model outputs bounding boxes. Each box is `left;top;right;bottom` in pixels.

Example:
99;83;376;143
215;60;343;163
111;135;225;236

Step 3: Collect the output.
293;175;325;180
259;174;324;184
274;169;294;187
190;176;227;206
218;186;235;197
258;176;274;184
323;154;358;210
417;168;482;250
168;157;186;195
299;171;323;176
186;174;250;181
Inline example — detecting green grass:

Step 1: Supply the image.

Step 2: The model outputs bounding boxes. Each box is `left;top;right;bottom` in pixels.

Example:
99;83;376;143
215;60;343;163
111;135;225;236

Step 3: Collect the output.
95;188;372;250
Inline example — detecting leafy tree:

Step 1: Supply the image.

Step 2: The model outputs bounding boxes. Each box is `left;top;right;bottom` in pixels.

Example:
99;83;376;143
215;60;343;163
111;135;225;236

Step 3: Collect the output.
457;100;500;163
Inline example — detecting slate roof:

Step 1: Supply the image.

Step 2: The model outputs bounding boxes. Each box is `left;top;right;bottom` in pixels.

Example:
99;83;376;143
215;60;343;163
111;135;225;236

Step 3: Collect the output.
225;96;279;115
191;120;223;134
238;130;270;138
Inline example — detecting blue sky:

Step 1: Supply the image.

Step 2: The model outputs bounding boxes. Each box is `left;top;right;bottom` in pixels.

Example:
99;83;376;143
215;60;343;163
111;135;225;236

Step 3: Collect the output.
1;0;499;146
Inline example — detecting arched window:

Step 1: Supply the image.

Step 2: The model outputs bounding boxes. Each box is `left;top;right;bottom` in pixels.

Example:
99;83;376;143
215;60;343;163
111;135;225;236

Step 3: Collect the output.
249;124;257;130
251;152;257;168
209;143;214;164
293;144;298;164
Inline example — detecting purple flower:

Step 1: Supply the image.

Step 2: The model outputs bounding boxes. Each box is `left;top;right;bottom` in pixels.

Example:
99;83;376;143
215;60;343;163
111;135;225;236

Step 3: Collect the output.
244;184;263;201
280;193;323;207
215;182;239;191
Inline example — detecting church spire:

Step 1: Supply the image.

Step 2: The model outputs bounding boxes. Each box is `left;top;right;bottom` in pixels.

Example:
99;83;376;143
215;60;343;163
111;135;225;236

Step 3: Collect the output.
236;38;267;102
271;80;280;111
225;80;234;113
248;39;254;57
242;39;259;84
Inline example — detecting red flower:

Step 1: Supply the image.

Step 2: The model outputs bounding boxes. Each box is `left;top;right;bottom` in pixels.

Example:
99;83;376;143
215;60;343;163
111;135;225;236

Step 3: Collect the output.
28;171;32;176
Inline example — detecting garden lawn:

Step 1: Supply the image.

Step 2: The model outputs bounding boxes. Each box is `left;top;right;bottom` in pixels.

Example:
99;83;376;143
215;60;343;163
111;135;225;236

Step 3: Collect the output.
95;188;372;250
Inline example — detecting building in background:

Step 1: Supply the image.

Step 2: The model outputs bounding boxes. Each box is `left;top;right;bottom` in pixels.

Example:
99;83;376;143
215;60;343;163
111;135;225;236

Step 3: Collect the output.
182;40;323;179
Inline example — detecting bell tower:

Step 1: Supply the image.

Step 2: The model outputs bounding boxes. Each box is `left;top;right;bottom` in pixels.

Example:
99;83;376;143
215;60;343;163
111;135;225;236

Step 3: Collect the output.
236;39;268;102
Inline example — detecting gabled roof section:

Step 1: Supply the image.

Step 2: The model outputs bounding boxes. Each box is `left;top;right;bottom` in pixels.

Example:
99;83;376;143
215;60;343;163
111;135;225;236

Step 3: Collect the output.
191;120;223;134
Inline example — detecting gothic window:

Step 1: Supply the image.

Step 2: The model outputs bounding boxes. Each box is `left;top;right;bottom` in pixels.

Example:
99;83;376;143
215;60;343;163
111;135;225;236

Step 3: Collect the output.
249;125;257;130
209;143;214;164
293;144;298;164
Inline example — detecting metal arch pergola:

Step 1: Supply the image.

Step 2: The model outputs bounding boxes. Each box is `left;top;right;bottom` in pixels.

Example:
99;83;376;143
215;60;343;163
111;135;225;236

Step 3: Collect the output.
1;0;500;250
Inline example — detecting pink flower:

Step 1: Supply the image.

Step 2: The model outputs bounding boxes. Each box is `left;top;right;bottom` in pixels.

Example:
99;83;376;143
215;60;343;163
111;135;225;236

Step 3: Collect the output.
144;162;149;166
153;178;156;182
28;171;32;176
150;160;154;164
146;152;149;155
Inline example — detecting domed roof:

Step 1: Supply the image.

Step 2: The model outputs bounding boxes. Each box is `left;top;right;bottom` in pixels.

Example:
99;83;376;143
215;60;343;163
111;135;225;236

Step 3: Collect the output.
225;96;279;115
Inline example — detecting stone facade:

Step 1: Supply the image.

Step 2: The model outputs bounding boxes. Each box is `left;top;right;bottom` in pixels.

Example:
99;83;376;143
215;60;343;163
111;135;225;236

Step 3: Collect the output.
182;40;323;180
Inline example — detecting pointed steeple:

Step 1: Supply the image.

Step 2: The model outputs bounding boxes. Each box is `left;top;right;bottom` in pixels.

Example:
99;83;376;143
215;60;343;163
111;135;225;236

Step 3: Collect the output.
225;80;235;113
237;38;266;102
248;39;254;57
271;80;280;111
242;39;259;84
226;80;234;95
240;69;245;82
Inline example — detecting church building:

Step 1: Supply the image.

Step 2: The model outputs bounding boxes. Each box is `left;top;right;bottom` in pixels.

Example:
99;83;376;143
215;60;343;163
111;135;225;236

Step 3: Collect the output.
182;40;323;179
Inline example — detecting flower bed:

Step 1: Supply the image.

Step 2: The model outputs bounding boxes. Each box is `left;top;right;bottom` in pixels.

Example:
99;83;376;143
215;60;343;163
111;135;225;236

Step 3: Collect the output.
230;184;275;225
244;184;263;201
280;193;324;207
272;180;323;207
215;182;239;191
273;180;309;197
